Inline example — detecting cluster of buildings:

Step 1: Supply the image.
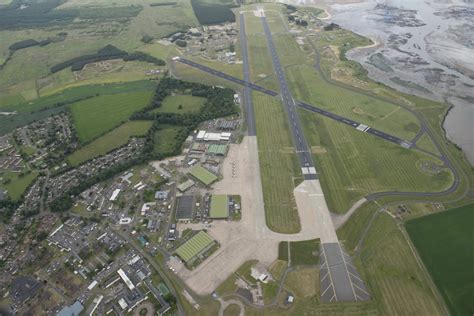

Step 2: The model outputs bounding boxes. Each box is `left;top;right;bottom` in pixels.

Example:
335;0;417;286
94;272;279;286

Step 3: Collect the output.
17;137;145;217
166;23;238;61
13;112;77;168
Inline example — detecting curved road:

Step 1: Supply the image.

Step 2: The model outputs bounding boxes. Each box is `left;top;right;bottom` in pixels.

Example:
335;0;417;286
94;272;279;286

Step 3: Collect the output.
307;38;468;201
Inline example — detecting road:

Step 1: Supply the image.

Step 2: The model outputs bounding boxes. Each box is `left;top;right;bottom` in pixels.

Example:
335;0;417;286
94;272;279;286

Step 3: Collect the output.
239;13;257;136
173;52;465;200
259;14;317;180
259;12;369;302
173;57;412;149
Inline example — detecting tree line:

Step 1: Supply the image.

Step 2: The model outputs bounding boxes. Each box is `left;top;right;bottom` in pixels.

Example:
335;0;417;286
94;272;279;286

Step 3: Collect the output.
50;45;165;73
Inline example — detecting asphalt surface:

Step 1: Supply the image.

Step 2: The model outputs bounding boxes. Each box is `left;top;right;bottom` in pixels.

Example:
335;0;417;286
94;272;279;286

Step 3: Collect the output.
259;14;369;302
239;13;257;136
173;57;412;150
261;15;317;180
320;243;371;302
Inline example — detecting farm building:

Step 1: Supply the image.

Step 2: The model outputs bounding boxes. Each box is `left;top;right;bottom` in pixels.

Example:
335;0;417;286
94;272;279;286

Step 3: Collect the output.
189;165;218;185
210;195;229;219
207;144;228;156
176;195;194;220
175;231;216;264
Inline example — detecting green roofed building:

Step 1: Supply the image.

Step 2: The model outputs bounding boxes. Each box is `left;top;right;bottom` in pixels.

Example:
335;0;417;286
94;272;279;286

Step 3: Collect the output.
210;195;229;219
207;144;228;156
189;165;218;186
175;231;216;264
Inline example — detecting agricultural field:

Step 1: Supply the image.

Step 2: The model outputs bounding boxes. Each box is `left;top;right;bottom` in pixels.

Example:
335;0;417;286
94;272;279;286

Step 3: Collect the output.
151;95;206;114
406;204;474;316
70;90;153;143
254;93;302;233
67;120;152;166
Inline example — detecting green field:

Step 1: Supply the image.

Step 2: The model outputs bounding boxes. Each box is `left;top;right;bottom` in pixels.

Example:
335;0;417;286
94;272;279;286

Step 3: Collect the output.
0;0;198;100
0;80;156;135
70;91;153;143
209;195;228;218
254;93;302;233
175;231;215;263
153;125;185;156
189;165;218;186
357;213;444;315
337;201;379;253
299;109;453;213
278;239;320;266
152;95;206;114
0;171;38;201
67;120;152;166
406;204;474;316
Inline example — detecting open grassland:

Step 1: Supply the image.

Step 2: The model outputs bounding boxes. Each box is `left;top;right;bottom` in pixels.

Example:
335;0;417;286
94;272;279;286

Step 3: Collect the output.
278;239;320;266
299;108;453;213
38;60;163;97
70;90;153;143
406;204;474;316
0;80;155;135
287;65;420;141
67;121;152;166
152;95;206;114
0;0;197;105
337;201;379;253
357;213;444;315
173;55;242;89
254;93;302;233
416;133;441;156
243;13;279;91
153;125;185;155
0;171;38;201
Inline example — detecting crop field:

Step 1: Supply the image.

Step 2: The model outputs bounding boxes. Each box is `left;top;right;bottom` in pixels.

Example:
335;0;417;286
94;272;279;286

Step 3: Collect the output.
254;93;302;233
299;108;453;213
0;171;38;200
152;95;206;114
406;204;474;315
70;90;153;143
67;120;152;166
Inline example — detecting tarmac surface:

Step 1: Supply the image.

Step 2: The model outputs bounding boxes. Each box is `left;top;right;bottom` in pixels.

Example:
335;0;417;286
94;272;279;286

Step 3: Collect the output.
173;57;412;149
259;14;318;180
239;12;257;137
